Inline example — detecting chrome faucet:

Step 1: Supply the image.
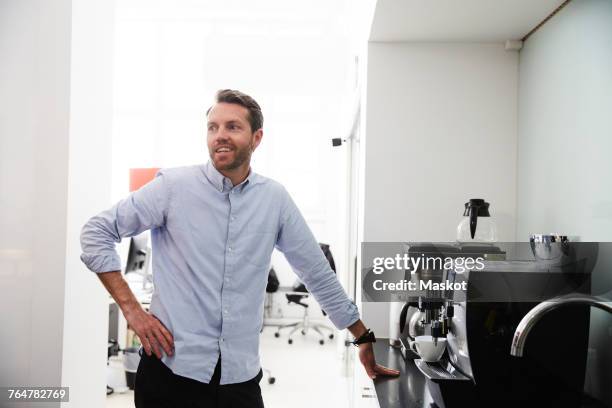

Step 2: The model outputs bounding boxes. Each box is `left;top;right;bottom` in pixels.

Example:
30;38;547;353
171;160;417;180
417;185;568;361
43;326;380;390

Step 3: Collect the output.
510;293;612;357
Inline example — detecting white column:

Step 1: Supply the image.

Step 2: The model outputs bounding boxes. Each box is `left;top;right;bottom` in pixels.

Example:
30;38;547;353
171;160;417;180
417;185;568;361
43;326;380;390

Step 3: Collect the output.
61;0;115;407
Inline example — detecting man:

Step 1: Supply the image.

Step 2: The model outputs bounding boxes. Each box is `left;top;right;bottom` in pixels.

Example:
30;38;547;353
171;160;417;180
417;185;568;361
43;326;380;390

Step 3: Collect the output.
80;89;399;407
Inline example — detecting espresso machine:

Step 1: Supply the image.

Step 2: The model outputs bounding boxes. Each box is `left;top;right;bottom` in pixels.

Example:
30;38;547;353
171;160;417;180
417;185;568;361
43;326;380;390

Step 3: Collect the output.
397;242;505;361
397;240;597;408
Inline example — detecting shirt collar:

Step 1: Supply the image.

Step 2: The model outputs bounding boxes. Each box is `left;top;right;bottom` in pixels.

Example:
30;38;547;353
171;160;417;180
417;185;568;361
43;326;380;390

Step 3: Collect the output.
202;161;261;193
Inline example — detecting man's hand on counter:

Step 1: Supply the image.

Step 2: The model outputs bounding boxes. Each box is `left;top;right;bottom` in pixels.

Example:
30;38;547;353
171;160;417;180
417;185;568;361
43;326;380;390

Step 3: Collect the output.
358;342;400;380
348;319;400;380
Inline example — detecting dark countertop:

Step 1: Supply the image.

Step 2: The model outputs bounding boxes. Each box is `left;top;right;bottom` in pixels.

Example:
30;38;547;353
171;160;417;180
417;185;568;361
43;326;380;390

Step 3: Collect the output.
370;340;609;408
372;339;436;408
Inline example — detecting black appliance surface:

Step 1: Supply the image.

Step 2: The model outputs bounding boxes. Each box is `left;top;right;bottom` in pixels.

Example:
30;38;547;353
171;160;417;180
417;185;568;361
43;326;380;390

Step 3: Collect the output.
371;340;435;408
371;339;608;408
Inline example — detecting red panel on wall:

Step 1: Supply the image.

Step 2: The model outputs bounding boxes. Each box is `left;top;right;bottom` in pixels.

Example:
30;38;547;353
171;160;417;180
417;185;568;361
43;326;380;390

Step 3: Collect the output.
129;168;160;192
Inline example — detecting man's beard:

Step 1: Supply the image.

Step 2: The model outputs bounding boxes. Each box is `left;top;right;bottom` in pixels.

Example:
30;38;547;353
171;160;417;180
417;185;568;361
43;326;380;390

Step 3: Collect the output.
210;143;252;171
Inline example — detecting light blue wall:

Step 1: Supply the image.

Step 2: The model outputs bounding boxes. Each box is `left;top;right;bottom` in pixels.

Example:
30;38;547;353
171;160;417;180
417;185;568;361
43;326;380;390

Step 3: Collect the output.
517;0;612;405
517;0;612;240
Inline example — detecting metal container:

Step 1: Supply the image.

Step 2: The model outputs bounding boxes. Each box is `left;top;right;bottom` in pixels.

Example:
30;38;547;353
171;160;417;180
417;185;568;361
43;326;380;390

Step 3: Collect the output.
530;234;569;262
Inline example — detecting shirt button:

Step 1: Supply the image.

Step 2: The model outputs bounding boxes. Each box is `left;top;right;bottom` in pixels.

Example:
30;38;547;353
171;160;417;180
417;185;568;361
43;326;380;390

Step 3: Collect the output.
228;247;233;252
220;338;224;343
224;309;228;314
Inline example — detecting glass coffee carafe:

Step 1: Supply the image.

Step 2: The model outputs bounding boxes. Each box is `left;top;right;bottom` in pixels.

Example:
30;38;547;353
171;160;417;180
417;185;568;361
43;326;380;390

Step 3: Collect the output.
457;198;497;243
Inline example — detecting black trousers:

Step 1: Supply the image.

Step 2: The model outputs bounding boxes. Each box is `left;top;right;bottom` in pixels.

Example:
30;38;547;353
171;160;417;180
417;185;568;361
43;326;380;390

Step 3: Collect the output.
134;350;264;408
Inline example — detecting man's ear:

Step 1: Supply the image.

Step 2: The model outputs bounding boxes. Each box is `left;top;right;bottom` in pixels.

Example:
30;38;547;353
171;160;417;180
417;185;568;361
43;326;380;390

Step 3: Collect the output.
251;129;263;151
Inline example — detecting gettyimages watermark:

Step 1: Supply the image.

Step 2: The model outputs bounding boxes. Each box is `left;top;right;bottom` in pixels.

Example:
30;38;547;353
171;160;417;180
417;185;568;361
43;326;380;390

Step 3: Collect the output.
361;242;612;302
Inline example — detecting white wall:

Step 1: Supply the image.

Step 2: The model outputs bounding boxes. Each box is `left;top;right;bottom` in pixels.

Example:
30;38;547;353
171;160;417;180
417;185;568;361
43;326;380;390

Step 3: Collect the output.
0;1;72;404
517;0;612;405
0;1;114;407
362;42;519;336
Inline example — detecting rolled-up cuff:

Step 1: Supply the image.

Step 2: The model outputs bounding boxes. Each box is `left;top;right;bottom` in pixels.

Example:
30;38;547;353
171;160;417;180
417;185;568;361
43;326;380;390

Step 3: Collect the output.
329;301;361;330
80;252;122;273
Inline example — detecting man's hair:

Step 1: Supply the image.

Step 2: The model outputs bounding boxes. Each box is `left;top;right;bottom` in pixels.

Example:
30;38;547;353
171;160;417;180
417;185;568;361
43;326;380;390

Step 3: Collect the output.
206;89;263;132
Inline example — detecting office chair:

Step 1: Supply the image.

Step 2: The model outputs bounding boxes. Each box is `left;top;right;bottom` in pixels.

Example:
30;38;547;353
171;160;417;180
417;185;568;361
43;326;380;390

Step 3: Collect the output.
274;243;336;345
262;367;276;385
260;267;278;385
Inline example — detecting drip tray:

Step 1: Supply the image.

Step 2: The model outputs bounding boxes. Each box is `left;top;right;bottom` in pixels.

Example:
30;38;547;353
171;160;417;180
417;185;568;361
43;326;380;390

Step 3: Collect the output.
414;359;471;381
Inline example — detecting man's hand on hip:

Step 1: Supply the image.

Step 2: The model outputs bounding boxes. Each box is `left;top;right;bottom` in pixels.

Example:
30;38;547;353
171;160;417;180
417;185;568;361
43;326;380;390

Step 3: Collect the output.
124;305;175;359
95;271;174;359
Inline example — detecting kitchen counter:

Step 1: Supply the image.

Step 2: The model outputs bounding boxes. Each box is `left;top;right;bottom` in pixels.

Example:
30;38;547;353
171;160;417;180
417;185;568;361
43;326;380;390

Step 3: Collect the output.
357;340;608;408
353;339;437;408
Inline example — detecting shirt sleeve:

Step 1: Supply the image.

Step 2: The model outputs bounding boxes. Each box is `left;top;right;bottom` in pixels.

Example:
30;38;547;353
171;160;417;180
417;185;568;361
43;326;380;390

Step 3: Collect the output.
275;187;360;330
80;170;170;273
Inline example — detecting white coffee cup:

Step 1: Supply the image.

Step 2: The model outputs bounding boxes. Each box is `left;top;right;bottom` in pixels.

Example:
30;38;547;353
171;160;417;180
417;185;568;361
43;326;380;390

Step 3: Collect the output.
413;335;447;362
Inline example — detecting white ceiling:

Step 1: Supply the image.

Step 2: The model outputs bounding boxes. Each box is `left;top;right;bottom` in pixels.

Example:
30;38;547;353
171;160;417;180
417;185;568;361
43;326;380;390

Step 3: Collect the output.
370;0;566;42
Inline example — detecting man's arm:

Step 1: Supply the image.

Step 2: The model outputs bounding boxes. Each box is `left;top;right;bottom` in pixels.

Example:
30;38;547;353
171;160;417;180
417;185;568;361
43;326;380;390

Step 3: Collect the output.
275;187;399;379
80;171;174;358
97;271;173;358
274;189;359;330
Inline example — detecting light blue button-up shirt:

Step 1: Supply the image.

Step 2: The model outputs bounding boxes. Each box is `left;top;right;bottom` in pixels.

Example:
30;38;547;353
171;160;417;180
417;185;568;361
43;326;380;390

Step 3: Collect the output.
80;161;360;384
